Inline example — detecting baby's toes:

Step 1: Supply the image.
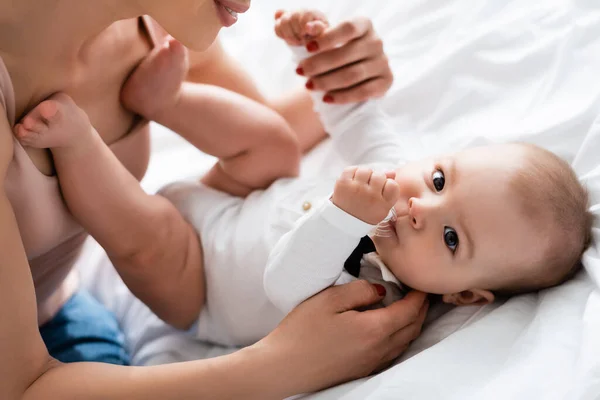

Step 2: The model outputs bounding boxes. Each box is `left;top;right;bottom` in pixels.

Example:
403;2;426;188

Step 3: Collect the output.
149;41;185;75
14;123;45;147
166;38;187;61
21;114;47;134
36;100;59;124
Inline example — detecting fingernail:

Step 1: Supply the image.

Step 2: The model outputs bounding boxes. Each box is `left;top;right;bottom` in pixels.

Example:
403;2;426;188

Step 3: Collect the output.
323;95;334;103
296;67;304;76
305;80;315;90
306;41;319;52
373;284;387;297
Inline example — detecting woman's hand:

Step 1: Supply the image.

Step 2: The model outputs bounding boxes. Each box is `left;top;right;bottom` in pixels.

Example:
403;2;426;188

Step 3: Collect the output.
256;280;429;396
296;16;394;104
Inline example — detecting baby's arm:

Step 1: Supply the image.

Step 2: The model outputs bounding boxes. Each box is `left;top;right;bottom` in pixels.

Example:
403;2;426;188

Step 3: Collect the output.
264;199;374;314
264;166;399;314
121;39;300;197
14;94;203;329
292;46;405;166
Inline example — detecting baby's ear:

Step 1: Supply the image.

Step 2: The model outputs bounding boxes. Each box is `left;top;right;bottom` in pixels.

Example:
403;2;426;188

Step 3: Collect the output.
442;289;494;306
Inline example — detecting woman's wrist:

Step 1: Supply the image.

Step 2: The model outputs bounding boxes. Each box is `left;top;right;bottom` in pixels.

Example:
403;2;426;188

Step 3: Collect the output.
235;341;301;400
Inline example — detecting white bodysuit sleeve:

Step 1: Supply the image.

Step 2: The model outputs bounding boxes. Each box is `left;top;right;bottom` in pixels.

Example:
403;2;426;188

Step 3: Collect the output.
264;199;375;315
290;47;405;165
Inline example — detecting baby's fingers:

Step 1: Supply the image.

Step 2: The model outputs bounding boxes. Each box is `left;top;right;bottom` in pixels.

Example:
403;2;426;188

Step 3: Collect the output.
382;179;401;204
385;170;396;180
275;14;302;46
368;172;388;194
353;167;374;184
300;10;328;33
304;20;328;38
340;166;359;181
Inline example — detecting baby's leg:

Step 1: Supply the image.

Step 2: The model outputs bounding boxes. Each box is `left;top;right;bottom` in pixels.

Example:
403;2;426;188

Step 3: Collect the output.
15;93;97;151
14;94;207;328
122;40;301;197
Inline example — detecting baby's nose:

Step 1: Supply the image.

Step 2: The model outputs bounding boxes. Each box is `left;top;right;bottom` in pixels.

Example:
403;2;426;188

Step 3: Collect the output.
408;198;426;230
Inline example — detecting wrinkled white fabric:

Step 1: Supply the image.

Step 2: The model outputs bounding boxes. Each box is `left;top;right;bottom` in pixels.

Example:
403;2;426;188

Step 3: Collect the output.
80;1;600;398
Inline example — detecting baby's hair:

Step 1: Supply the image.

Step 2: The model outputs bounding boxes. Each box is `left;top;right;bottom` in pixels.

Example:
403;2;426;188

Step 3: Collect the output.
494;143;594;296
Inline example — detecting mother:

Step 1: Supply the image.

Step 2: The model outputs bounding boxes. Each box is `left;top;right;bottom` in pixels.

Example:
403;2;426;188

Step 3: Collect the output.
0;0;428;398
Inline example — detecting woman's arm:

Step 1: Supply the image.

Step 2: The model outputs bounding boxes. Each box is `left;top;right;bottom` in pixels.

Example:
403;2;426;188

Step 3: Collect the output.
0;111;53;399
20;280;426;400
24;346;295;400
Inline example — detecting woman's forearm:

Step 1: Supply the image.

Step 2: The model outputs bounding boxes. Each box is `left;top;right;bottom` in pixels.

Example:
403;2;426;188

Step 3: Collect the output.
24;345;296;400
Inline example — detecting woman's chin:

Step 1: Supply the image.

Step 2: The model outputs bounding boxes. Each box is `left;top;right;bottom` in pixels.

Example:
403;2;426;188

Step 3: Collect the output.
183;30;221;51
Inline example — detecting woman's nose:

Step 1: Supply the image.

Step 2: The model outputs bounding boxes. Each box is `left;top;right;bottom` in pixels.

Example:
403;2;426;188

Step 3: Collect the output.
408;197;427;230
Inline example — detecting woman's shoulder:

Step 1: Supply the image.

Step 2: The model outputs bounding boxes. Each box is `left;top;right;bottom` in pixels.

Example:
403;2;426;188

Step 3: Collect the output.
0;54;15;127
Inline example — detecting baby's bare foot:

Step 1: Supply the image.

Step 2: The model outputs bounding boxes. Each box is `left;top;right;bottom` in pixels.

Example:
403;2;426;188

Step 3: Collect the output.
121;37;189;119
14;93;93;150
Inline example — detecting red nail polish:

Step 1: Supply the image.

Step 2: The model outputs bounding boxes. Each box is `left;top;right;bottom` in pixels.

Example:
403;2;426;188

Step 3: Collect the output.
306;41;319;52
373;284;387;297
296;67;304;76
323;95;334;103
305;80;315;90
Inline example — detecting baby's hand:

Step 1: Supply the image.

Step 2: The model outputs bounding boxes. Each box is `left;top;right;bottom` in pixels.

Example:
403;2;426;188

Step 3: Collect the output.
332;167;401;225
274;9;329;46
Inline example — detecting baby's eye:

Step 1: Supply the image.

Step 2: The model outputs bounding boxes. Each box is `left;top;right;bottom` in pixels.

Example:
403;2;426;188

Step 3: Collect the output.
444;227;459;253
432;170;445;192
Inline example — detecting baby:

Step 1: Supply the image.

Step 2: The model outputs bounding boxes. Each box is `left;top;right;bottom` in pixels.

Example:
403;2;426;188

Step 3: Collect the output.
14;10;593;347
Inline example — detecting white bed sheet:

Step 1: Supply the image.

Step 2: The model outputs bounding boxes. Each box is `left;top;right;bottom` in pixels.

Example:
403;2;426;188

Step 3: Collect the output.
80;0;600;398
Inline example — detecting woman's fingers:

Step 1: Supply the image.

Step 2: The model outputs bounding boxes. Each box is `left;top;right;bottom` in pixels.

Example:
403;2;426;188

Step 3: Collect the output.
373;290;429;335
307;57;388;94
300;33;381;78
325;77;392;104
324;280;385;313
297;16;393;103
389;297;428;345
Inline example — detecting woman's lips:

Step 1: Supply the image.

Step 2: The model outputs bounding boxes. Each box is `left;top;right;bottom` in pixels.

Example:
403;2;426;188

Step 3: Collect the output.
214;0;250;27
216;0;250;13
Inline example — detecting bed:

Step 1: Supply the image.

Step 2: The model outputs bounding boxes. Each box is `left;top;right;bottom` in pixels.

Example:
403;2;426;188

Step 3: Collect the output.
79;0;600;398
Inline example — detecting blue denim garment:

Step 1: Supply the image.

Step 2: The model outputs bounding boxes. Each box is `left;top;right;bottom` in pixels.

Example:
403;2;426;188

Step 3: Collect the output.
40;290;130;365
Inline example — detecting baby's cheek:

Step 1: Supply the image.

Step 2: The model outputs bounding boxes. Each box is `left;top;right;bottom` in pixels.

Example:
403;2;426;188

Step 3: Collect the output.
393;249;443;292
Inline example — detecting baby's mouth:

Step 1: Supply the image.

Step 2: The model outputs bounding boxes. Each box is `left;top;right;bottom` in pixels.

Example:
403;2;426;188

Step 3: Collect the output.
389;211;398;234
374;209;398;239
389;219;398;236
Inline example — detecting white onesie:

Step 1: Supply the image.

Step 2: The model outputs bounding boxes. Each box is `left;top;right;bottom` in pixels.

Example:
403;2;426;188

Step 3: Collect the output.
159;47;409;347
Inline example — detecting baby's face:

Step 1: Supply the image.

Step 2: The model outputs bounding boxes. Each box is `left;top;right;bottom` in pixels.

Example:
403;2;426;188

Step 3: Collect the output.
372;145;545;296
